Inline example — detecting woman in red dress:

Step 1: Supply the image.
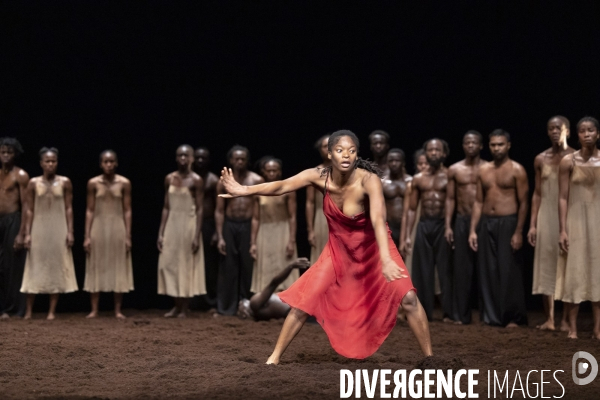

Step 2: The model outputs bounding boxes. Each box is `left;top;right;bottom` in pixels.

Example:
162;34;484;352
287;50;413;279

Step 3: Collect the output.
220;130;432;364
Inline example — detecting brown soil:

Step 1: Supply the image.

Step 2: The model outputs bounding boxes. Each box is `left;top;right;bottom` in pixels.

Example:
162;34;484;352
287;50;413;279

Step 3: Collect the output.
0;310;598;399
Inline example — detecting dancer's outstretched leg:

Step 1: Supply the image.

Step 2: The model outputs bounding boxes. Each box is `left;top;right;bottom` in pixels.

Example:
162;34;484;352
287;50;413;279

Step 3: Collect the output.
266;307;308;364
401;290;433;356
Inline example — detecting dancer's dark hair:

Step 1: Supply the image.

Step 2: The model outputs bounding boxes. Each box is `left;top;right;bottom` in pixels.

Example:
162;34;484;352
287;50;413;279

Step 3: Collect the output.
422;138;450;158
576;116;599;131
39;147;59;159
227;145;250;165
100;149;118;162
314;134;331;151
549;115;570;129
463;130;482;144
0;137;24;158
388;148;406;162
489;129;511;142
368;130;390;143
319;130;384;178
255;155;282;172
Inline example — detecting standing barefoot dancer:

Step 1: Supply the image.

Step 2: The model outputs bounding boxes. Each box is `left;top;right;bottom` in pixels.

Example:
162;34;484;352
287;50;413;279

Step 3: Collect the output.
21;148;78;320
83;150;133;319
220;130;432;364
555;116;600;340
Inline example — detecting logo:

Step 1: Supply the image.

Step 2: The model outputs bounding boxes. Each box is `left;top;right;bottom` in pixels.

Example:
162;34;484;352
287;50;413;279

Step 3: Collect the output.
572;351;598;386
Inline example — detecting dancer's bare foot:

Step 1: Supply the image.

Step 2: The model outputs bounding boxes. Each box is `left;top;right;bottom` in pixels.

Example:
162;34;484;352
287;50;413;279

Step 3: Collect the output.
24;313;32;320
592;331;600;340
164;307;179;318
207;307;217;314
86;311;98;319
442;317;454;324
212;312;221;318
266;355;279;365
115;312;127;320
536;320;555;331
560;320;569;332
0;312;9;320
454;321;463;325
505;322;519;329
177;311;187;318
567;331;578;339
47;313;56;321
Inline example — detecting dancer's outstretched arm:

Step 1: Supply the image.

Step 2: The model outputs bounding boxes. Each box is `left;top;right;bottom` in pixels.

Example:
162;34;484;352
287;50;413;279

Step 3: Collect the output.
219;167;320;198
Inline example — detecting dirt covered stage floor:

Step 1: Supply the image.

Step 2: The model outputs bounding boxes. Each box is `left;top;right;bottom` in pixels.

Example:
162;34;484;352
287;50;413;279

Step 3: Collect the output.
1;309;599;399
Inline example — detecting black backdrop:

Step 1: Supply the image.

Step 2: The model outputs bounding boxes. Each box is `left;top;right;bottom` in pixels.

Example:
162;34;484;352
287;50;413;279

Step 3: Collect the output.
2;1;599;312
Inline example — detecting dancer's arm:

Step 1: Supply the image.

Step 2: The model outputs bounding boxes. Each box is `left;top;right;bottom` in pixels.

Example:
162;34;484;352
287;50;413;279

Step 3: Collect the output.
512;163;529;252
444;167;456;246
192;175;204;254
63;177;75;248
122;179;132;252
219;168;318;198
250;258;310;311
364;174;408;282
83;179;96;253
558;154;573;253
527;155;543;247
23;179;36;249
157;176;170;252
468;175;484;252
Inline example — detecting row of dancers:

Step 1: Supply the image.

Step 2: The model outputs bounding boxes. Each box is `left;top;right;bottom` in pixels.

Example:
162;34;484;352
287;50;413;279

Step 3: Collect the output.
0;117;598;340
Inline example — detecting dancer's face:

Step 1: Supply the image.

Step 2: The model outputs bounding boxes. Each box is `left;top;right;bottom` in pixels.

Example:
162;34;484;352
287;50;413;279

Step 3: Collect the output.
319;137;329;161
194;148;210;170
489;136;511;161
328;136;358;173
425;140;446;168
100;152;118;175
262;160;282;182
229;150;248;172
370;134;389;158
0;146;16;165
577;121;599;147
176;146;193;168
416;155;428;173
387;152;404;175
462;134;482;158
547;118;567;145
40;152;58;175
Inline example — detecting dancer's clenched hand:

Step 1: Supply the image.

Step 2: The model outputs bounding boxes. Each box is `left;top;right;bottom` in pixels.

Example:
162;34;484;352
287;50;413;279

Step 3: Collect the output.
382;258;408;282
218;168;248;198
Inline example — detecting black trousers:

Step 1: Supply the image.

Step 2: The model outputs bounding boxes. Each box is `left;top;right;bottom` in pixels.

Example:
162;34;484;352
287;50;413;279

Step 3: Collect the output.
411;217;452;320
217;218;253;315
202;217;219;308
388;220;401;247
477;214;527;326
451;214;478;324
0;212;26;316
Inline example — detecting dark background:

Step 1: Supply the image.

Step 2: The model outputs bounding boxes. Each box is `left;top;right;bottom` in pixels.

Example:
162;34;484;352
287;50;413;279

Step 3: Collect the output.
2;1;599;313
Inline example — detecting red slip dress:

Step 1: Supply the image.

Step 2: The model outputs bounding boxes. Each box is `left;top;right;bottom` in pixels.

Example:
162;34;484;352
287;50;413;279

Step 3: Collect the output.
278;178;415;359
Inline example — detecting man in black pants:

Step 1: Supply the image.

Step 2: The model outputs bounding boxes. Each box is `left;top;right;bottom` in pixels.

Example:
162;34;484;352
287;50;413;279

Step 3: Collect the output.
193;147;220;310
215;145;264;315
445;131;485;324
402;138;452;321
0;138;29;319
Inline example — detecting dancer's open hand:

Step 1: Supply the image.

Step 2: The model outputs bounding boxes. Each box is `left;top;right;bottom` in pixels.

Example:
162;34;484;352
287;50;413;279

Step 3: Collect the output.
382;258;408;282
218;168;247;198
468;232;478;252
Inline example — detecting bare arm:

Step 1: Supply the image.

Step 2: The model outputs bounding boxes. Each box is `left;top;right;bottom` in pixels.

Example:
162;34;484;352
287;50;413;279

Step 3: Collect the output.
23;180;36;249
399;182;411;254
468;174;483;252
63;178;74;247
527;156;543;247
286;192;297;258
192;176;204;254
558;155;572;253
219;168;318;197
364;175;408;282
157;176;170;252
401;176;420;255
83;180;96;253
250;196;259;259
444;167;456;245
511;164;529;251
122;179;132;251
215;180;226;255
14;169;30;249
305;185;316;247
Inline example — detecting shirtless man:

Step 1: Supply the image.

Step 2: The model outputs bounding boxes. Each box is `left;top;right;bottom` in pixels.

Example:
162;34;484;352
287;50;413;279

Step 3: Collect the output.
402;139;452;321
0;138;29;319
238;258;310;321
528;117;574;331
215;145;264;315
382;148;411;245
369;130;391;177
469;130;528;327
194;147;219;310
444;131;485;324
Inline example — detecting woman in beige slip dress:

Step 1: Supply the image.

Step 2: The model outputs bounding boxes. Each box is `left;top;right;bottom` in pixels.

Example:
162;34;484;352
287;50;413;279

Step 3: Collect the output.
251;158;298;293
528;116;574;331
21;148;78;320
157;145;205;318
83;151;133;319
306;135;331;264
556;116;600;339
